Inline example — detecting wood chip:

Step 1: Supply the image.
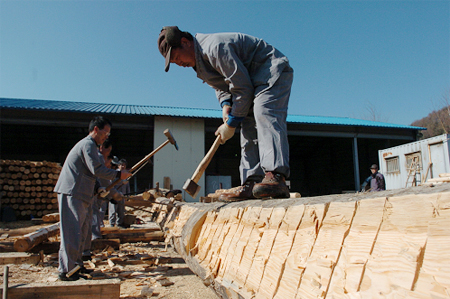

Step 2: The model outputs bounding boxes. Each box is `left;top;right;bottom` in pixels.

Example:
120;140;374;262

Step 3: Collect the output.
158;278;174;287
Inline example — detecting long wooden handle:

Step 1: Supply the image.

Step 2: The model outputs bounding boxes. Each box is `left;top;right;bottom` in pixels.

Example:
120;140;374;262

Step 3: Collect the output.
130;139;170;172
191;135;222;183
106;139;170;192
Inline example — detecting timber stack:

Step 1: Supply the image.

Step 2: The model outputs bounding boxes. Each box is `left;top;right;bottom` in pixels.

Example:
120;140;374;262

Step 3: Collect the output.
152;182;450;298
0;159;61;219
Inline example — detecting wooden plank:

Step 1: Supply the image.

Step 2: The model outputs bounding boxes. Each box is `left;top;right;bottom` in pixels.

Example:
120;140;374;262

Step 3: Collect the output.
256;204;305;299
326;197;386;297
0;278;121;299
296;201;356;299
0;252;41;265
274;204;326;299
358;194;435;297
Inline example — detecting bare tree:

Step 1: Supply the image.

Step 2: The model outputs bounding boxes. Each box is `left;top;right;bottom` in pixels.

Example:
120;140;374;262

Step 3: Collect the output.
362;101;390;122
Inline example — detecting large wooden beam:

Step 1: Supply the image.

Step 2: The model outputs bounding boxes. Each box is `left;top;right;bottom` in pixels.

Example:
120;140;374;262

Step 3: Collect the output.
0;278;121;299
158;184;450;299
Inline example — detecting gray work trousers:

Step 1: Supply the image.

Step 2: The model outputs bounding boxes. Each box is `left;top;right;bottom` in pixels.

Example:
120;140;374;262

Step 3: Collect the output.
58;193;91;273
91;197;107;239
239;69;293;184
109;199;125;227
82;204;93;257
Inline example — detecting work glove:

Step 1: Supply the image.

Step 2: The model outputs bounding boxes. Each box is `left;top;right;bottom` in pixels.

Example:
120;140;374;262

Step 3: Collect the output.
215;123;236;145
222;105;231;123
98;187;110;198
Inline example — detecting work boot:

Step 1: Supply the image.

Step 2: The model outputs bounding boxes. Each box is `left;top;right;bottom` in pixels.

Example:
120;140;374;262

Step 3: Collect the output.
58;272;80;281
252;172;290;199
79;266;94;274
219;181;257;202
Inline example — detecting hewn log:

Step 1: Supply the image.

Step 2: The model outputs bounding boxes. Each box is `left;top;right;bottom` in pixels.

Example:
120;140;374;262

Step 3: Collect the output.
160;183;450;299
13;223;60;252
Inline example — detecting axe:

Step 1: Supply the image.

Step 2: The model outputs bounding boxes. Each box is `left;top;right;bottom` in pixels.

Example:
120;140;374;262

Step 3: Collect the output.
183;135;221;198
105;129;178;192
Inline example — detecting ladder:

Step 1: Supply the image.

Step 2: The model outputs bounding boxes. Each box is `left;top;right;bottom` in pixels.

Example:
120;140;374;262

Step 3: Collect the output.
405;157;421;187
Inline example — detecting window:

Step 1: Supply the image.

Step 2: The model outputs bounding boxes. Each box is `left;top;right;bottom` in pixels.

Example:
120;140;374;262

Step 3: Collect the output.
405;152;422;171
385;156;400;173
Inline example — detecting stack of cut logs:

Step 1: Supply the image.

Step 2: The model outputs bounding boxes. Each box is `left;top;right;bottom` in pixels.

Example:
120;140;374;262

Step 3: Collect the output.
0;159;61;218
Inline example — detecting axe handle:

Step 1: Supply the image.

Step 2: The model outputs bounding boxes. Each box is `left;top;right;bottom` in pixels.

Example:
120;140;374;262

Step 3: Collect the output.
105;139;170;192
130;139;170;172
191;135;222;183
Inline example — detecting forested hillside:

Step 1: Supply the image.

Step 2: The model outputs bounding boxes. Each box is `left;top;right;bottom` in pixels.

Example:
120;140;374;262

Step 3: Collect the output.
411;105;450;139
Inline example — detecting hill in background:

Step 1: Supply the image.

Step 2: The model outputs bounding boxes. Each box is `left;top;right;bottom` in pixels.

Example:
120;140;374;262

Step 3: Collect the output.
411;105;450;139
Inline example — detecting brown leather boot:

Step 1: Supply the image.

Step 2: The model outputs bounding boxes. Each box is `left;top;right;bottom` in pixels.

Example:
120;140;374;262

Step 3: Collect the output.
219;181;257;202
252;172;290;199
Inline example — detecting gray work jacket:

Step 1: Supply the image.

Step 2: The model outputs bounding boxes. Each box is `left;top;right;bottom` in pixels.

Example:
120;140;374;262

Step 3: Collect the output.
54;136;118;203
194;32;291;124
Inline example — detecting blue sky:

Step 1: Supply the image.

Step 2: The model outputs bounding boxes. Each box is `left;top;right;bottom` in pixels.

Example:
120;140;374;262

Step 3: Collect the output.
0;0;448;126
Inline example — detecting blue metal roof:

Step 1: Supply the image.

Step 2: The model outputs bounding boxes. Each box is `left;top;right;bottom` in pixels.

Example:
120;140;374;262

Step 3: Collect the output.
0;98;425;130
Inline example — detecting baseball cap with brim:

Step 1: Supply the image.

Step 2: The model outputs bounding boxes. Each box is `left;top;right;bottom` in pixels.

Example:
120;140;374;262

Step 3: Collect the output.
158;26;183;72
370;164;378;169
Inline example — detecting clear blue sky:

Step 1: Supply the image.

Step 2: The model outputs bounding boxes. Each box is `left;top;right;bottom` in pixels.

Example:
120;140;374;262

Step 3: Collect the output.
1;0;448;126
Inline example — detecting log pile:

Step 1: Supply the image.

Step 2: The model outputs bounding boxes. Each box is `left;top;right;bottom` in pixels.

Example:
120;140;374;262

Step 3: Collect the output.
0;160;61;219
422;172;450;186
154;183;450;299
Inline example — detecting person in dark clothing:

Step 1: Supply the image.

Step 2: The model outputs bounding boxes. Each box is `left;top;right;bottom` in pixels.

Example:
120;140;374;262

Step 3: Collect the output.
361;164;386;192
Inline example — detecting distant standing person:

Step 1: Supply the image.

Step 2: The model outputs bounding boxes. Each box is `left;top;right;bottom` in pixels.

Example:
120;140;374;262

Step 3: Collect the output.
157;26;293;201
361;164;386;192
54;116;131;281
109;159;130;228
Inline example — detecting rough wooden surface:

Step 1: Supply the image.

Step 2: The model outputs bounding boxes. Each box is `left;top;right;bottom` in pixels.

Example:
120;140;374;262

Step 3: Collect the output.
0;278;121;299
158;184;450;299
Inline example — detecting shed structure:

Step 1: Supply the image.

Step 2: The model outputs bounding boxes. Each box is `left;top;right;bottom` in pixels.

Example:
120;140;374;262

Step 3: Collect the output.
0;98;424;201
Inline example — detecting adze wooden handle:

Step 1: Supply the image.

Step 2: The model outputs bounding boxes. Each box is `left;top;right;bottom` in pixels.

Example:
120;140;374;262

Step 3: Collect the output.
191;135;222;183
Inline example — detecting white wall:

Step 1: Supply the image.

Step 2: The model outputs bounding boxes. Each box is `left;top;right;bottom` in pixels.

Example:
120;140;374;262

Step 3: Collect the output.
379;134;450;190
153;116;205;202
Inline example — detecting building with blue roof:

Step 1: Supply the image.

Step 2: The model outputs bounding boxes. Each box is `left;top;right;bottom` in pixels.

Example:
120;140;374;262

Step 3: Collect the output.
0;98;424;201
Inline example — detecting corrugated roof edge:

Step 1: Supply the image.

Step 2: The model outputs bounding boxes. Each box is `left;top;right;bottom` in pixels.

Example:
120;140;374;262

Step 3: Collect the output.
0;97;426;130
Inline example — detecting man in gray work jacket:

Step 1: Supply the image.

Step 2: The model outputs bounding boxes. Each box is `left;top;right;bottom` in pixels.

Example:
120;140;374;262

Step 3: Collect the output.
158;26;293;201
54;116;131;281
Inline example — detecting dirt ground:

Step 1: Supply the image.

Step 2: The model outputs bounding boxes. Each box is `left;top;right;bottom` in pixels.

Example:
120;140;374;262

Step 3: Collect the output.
0;219;219;299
